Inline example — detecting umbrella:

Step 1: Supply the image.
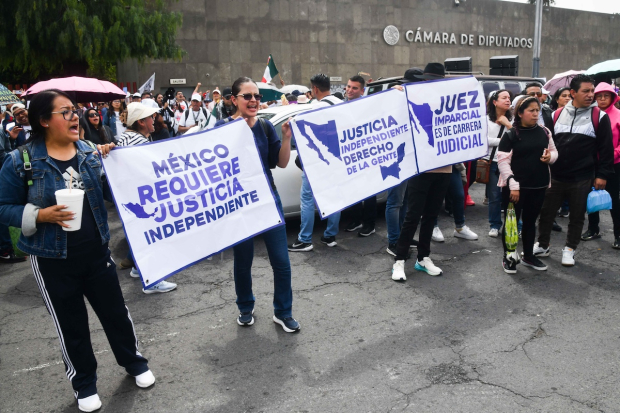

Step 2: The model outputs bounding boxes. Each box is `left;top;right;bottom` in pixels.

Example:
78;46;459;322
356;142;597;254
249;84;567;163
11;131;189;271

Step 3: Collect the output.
280;84;309;94
0;84;21;105
256;82;283;102
543;70;585;95
585;59;620;80
22;76;126;103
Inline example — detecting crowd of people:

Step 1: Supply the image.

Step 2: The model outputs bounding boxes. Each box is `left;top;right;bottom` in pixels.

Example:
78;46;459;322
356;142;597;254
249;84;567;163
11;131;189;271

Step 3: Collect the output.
0;65;619;411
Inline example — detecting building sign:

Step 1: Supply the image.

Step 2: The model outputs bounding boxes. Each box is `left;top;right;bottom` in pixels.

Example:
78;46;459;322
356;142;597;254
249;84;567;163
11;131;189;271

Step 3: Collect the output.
330;77;342;82
170;78;187;85
384;26;533;49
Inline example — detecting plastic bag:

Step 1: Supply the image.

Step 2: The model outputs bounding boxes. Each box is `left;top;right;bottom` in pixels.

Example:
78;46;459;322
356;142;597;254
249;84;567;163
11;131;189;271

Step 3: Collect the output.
9;227;26;258
587;188;612;214
504;202;519;251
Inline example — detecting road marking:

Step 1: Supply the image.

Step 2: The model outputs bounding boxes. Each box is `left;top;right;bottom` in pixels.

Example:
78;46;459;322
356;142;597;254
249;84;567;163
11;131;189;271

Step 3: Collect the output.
13;350;109;375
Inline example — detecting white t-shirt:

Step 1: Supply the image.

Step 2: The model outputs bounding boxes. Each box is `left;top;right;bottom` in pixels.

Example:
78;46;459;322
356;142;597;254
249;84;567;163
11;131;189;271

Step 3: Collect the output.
114;111;126;137
178;108;215;134
173;100;188;125
485;115;507;161
317;95;343;107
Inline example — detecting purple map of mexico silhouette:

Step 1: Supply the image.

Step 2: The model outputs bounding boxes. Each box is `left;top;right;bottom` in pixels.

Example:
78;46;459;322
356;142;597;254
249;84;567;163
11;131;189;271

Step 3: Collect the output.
296;119;341;165
123;202;158;219
408;101;435;147
380;142;406;180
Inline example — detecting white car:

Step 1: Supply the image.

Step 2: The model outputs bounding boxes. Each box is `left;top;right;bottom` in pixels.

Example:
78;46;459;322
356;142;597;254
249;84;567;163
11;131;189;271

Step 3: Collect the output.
257;104;387;218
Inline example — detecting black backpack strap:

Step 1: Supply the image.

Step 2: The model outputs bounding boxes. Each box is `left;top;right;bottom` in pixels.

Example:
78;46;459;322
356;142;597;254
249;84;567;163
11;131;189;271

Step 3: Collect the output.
17;145;33;188
322;98;335;106
258;117;270;137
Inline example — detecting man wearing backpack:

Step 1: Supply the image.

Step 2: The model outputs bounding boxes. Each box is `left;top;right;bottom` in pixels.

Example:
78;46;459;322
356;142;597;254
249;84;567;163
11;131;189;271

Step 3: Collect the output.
177;93;215;135
534;74;614;266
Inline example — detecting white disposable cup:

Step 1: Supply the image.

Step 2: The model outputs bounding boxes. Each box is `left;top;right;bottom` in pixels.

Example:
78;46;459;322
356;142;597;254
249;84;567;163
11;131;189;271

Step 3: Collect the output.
54;189;85;232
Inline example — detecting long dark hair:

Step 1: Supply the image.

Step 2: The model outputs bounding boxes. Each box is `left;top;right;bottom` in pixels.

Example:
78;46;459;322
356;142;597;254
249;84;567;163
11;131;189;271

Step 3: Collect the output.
551;87;570;110
27;89;76;142
486;89;514;123
512;96;541;137
85;107;112;144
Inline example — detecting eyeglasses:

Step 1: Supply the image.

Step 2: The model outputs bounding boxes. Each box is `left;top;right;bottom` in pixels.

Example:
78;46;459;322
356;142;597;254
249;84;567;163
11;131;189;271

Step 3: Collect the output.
112;100;121;104
51;109;82;120
88;113;100;118
527;91;543;97
236;93;263;101
596;94;612;99
224;95;232;100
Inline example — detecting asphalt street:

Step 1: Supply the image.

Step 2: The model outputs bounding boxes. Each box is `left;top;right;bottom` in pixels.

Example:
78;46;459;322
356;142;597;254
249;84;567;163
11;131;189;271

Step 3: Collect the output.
2;183;620;413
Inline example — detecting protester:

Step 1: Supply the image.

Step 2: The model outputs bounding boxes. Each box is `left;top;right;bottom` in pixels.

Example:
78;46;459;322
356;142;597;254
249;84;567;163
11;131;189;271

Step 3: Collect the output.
289;73;343;252
0;125;25;263
534;74;614;266
117;103;178;294
1;103;14;132
208;88;221;111
523;82;553;129
131;92;142;103
211;87;236;120
82;107;116;145
391;63;452;281
485;89;513;237
551;87;571;110
177;93;215;135
103;99;126;140
436;163;479;241
0;89;155;411
341;75;378;237
141;92;152;100
151;112;171;141
8;103;31;146
497;96;558;273
214;77;299;332
97;102;108;120
581;82;620;248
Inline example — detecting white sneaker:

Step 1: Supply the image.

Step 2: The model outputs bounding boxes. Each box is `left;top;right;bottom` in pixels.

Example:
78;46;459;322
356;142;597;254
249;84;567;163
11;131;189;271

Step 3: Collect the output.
135;370;156;388
488;228;499;238
415;257;442;276
143;280;177;294
130;267;141;278
432;226;445;242
561;247;575;266
454;225;478;240
392;260;406;281
78;394;102;412
533;242;550;257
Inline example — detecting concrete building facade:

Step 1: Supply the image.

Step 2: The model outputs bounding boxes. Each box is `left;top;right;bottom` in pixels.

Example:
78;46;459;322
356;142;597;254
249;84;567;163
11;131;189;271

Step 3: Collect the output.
118;0;620;95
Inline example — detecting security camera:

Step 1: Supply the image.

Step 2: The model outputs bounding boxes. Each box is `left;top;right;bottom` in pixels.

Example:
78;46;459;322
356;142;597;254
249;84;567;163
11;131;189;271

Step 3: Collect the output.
454;0;460;5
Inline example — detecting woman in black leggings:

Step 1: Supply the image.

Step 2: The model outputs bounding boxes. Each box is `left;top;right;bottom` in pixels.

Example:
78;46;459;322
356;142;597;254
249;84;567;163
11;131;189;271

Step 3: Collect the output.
497;96;558;273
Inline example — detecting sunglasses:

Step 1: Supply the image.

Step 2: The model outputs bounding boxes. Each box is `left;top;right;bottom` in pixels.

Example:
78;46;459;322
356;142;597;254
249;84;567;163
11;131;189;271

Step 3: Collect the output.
527;91;543;97
88;113;100;118
223;94;232;100
236;93;263;101
51;109;82;121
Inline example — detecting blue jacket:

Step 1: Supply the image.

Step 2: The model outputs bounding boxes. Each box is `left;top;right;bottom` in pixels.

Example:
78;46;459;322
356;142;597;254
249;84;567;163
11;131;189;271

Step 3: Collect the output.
0;139;111;258
103;110;118;137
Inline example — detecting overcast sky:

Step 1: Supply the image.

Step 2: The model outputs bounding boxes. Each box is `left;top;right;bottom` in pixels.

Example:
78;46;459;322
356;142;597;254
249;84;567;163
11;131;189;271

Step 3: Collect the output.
499;0;620;14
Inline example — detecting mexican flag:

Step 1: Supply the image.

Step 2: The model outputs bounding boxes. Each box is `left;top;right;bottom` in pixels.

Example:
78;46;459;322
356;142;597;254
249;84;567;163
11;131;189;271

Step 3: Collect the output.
261;55;279;84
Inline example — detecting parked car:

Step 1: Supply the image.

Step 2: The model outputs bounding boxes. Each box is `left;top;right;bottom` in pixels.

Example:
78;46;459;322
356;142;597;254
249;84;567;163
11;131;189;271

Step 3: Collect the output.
364;73;546;99
257;103;387;218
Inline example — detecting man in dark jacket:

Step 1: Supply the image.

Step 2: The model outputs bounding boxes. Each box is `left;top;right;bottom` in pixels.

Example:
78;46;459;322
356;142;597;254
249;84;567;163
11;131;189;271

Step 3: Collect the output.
534;74;614;266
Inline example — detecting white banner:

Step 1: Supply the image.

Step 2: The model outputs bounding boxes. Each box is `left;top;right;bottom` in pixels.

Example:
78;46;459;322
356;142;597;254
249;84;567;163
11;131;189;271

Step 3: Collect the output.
405;76;488;173
291;76;488;217
102;120;283;288
291;88;417;217
138;72;155;94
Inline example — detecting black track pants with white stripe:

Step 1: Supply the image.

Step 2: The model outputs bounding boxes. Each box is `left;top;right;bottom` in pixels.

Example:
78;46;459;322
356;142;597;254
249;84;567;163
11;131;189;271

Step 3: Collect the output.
32;242;149;400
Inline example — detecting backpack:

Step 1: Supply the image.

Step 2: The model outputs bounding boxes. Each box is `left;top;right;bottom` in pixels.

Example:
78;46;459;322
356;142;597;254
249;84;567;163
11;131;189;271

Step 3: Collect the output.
552;106;600;133
184;107;211;127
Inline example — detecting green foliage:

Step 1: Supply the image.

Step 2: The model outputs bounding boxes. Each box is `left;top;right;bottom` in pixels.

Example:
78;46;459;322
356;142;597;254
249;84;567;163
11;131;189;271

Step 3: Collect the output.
0;0;184;80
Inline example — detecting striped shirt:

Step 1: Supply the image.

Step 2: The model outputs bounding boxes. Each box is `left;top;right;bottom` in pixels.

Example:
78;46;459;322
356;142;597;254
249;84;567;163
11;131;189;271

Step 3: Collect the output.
117;130;150;147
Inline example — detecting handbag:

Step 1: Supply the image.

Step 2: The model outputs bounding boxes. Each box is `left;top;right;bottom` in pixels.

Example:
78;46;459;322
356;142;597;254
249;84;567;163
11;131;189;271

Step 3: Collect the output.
475;125;504;184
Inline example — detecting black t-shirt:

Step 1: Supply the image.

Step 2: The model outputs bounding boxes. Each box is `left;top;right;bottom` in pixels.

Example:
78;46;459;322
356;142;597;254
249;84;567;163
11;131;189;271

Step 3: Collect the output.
498;125;550;189
51;155;100;249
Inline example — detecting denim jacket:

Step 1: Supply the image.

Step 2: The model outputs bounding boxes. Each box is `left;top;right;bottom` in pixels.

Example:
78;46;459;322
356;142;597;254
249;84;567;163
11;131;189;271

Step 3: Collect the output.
0;139;111;258
103;110;118;137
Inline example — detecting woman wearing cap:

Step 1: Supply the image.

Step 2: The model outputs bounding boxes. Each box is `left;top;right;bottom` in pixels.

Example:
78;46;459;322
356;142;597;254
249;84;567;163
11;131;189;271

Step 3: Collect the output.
82;107;116;145
581;83;620;248
214;77;299;333
497;96;558;273
0;89;155;412
116;103;178;293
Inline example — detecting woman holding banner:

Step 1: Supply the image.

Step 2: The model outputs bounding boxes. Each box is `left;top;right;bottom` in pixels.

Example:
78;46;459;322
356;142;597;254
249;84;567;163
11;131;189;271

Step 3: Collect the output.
214;77;299;333
0;89;155;411
497;96;557;273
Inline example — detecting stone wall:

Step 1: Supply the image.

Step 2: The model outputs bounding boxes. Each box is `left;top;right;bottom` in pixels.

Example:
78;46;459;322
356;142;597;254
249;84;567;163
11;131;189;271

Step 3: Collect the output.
117;0;620;92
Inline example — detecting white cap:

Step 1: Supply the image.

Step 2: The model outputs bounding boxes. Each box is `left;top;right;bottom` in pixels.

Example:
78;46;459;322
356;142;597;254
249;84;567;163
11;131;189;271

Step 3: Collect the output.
212;88;220;95
191;93;202;101
11;103;26;116
126;102;159;126
511;95;526;109
541;87;551;95
132;92;141;98
141;98;159;109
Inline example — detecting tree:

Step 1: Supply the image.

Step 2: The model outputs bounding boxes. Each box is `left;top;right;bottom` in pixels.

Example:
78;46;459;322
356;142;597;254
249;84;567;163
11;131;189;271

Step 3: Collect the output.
0;0;184;82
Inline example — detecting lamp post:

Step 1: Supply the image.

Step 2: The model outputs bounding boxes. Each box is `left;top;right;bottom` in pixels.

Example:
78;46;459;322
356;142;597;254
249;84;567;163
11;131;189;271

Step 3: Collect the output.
532;0;543;77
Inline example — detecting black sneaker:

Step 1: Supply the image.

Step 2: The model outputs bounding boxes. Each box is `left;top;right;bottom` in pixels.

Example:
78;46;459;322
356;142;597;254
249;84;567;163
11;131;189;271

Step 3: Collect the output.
521;256;548;271
0;250;26;264
581;229;601;241
502;256;517;274
558;207;569;218
345;221;362;232
358;225;375;237
552;221;562;232
320;236;337;247
613;237;620;249
273;315;300;333
410;239;419;249
386;243;397;256
288;241;313;252
237;309;254;326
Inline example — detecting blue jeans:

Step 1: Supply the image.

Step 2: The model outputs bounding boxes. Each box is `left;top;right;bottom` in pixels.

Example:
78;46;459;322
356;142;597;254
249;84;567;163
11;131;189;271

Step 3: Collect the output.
385;180;408;244
487;162;502;230
435;167;465;228
298;173;340;243
0;223;12;251
233;193;293;318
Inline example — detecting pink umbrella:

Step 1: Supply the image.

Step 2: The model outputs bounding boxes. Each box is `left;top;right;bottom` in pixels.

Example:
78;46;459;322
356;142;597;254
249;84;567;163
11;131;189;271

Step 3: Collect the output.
543;70;585;95
22;76;126;103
